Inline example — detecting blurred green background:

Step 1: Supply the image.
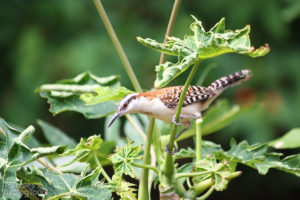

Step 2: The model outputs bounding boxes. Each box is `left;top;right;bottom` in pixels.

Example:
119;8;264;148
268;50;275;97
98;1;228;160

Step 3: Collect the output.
0;0;299;199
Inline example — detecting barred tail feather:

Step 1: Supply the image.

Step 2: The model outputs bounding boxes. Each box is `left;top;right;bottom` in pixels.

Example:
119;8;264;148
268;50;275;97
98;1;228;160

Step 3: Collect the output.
208;70;252;93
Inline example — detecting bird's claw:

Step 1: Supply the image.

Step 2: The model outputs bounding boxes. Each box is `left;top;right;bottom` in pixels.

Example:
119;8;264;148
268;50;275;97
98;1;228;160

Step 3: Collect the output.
165;143;178;155
172;116;181;126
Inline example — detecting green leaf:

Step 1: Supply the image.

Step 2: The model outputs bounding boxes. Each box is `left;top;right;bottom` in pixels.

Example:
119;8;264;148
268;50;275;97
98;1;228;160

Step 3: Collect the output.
178;99;249;141
215;139;300;177
37;120;76;148
62;135;114;169
109;140;142;179
0;117;66;200
194;155;234;191
81;86;134;105
137;16;270;88
269;128;300;149
18;166;111;200
37;71;120;119
124;114;147;146
176;139;300;178
109;176;137;200
175;141;223;160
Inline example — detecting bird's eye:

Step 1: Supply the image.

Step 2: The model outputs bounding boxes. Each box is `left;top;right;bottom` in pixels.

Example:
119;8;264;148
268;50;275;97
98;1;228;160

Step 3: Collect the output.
124;102;128;107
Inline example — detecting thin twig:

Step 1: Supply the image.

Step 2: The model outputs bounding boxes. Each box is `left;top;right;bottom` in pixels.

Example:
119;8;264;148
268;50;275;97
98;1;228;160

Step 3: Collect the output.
37;158;62;175
159;0;182;64
131;162;160;175
93;151;112;182
126;115;147;141
93;0;142;92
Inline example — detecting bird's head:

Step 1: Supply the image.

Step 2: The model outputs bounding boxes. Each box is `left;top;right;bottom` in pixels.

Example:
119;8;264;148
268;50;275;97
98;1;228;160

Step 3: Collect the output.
108;93;138;127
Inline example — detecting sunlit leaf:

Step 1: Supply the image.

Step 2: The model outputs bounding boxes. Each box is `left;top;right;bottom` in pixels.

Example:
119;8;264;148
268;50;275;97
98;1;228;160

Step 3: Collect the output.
269;128;300;149
37;71;120;119
109;141;142;178
37;120;76;148
62;135;114;169
137;16;270;88
0;118;66;200
18;166;111;200
81;86;134;105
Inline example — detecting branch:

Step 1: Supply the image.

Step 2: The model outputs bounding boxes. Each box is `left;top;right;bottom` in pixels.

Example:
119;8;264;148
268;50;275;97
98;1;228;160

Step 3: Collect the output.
93;0;142;92
131;162;160;175
159;0;182;64
37;158;62;175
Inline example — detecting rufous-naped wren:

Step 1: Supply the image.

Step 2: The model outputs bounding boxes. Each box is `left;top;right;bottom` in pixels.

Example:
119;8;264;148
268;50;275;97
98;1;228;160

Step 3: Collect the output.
108;70;252;152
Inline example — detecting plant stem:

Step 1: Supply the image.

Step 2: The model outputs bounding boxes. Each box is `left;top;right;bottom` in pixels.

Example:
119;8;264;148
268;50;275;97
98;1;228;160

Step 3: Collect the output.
139;1;183;198
138;118;155;200
175;170;212;180
126;115;147;141
159;0;182;64
196;118;203;162
196;62;217;86
152;125;163;166
161;60;201;190
196;184;215;200
93;151;112;182
167;60;201;153
93;0;142;92
37;158;62;175
131;162;159;175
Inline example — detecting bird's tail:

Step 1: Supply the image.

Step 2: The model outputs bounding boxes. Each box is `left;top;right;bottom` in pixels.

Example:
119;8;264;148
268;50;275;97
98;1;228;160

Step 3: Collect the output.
208;69;252;93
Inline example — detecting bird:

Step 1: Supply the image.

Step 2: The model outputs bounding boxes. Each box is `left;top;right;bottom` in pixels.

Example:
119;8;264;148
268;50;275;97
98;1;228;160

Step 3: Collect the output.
108;69;252;153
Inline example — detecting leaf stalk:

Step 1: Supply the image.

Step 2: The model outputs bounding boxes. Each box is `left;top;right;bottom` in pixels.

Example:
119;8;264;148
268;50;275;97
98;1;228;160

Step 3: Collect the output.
93;0;142;92
93;151;112;182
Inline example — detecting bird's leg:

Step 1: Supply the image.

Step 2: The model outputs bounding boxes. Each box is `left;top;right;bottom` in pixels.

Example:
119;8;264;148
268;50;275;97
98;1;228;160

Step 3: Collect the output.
165;121;192;155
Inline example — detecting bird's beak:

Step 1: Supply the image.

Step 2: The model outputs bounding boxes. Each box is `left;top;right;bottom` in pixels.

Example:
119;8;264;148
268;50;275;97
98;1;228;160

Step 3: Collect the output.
108;111;123;127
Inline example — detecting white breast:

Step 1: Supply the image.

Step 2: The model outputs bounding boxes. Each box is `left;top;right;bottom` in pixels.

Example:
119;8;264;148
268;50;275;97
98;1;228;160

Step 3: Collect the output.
132;97;202;123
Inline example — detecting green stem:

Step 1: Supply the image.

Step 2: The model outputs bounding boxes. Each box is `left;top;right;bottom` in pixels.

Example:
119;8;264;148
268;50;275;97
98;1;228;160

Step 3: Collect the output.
93;151;112;182
175;170;213;180
131;162;159;175
167;60;201;153
193;178;214;197
138;118;155;200
159;0;182;64
161;60;201;189
196;184;215;200
93;0;142;92
37;158;62;175
152;125;163;166
196;118;203;162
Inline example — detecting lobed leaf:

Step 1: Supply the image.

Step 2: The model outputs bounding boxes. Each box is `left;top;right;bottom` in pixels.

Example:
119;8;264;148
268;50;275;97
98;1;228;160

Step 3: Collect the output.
176;139;300;177
137;16;270;88
18;166;111;200
109;140;142;179
37;71;120;119
109;176;137;200
0;117;66;200
62;135;114;169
